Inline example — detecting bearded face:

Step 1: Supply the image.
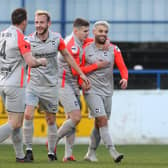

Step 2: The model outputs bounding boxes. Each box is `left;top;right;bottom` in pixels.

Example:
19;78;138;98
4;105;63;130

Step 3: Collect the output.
35;15;50;36
93;25;108;45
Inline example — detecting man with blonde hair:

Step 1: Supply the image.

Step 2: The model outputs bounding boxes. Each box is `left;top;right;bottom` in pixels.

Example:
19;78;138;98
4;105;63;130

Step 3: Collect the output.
23;10;89;162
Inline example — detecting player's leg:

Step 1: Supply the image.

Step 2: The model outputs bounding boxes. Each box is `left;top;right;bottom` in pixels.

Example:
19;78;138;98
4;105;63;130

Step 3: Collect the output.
23;105;35;161
0;92;13;142
45;113;57;161
96;95;123;163
84;121;100;162
83;94;101;162
41;86;58;161
56;109;81;147
0;87;27;162
23;90;38;161
84;94;123;163
64;94;81;162
64;131;76;161
58;84;80;161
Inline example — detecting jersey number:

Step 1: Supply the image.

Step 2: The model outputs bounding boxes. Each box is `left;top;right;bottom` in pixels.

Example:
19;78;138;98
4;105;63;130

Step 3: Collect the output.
0;40;6;59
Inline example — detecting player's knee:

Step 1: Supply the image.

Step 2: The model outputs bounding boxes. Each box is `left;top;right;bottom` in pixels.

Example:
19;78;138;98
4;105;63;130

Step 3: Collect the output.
12;128;22;143
96;116;108;127
10;121;22;129
24;112;34;120
47;117;56;125
24;106;35;120
71;114;81;125
46;114;56;125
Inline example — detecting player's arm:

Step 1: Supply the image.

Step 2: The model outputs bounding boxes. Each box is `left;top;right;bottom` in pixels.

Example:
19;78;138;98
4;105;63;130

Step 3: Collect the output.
23;52;47;67
66;39;98;76
71;45;109;76
114;45;128;89
59;37;90;88
17;31;47;67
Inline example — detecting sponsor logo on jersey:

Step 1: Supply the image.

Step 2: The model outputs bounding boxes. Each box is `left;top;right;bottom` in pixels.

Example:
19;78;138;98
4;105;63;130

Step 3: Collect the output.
71;45;78;54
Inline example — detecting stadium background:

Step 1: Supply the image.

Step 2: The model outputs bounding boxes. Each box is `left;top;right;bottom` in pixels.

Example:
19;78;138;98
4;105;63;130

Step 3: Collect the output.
0;0;168;144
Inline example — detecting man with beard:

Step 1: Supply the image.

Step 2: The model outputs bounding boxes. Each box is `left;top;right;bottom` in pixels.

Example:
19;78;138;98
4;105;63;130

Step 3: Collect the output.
57;18;108;162
83;21;128;163
22;10;90;162
0;8;47;162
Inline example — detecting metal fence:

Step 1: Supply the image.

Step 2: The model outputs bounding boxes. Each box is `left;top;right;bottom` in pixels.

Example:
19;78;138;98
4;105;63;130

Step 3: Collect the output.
114;69;168;89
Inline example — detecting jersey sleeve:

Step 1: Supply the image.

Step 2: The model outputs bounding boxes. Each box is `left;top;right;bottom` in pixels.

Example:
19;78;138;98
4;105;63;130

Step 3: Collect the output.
71;48;98;76
65;37;81;75
17;30;31;55
58;37;66;51
114;45;128;80
71;63;98;76
83;37;93;48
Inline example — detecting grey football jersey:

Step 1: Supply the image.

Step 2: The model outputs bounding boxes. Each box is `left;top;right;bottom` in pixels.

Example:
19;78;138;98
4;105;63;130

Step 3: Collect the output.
57;33;83;95
27;30;64;88
0;25;29;87
84;43;115;96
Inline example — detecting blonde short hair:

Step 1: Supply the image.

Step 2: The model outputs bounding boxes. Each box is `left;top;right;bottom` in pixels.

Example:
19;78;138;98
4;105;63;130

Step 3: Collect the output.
35;10;50;22
93;20;110;30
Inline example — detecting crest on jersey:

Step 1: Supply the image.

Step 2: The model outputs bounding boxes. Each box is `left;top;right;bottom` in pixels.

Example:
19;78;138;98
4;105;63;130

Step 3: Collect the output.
95;108;100;113
115;46;120;52
71;45;78;54
24;36;30;43
52;41;56;46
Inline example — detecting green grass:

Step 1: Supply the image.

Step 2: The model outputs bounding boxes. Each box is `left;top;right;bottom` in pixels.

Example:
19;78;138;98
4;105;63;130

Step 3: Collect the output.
0;144;168;168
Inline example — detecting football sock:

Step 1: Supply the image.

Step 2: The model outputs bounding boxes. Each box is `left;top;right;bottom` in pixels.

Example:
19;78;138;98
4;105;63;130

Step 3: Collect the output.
99;126;114;149
11;128;24;159
0;123;13;143
48;124;57;154
23;119;33;150
88;127;101;153
65;127;75;158
56;119;75;144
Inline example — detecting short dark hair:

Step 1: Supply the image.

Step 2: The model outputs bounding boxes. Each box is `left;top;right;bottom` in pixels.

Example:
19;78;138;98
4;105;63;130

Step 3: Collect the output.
73;18;89;28
11;8;27;25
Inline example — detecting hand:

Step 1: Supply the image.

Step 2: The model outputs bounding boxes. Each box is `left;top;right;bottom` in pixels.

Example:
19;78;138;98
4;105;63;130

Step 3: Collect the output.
80;73;90;88
38;58;48;66
102;39;110;50
96;60;109;69
81;81;91;91
119;79;128;89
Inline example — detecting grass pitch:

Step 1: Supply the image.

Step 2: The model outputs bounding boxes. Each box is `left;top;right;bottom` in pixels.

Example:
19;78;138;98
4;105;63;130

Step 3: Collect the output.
0;144;168;168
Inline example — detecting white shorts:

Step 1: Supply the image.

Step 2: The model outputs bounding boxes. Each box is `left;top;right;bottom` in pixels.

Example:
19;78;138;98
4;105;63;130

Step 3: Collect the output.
0;86;25;112
84;94;112;119
26;86;58;113
58;81;80;113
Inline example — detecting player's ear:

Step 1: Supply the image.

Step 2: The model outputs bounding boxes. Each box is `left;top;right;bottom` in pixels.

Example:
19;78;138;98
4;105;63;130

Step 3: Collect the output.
48;21;51;27
73;27;78;34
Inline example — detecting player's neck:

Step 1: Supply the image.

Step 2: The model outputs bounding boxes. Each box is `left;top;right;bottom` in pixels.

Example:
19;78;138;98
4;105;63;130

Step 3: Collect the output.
14;24;25;33
37;31;49;42
95;42;104;49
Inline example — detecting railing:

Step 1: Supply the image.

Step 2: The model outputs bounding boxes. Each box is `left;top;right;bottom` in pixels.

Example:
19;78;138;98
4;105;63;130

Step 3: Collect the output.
114;69;168;89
